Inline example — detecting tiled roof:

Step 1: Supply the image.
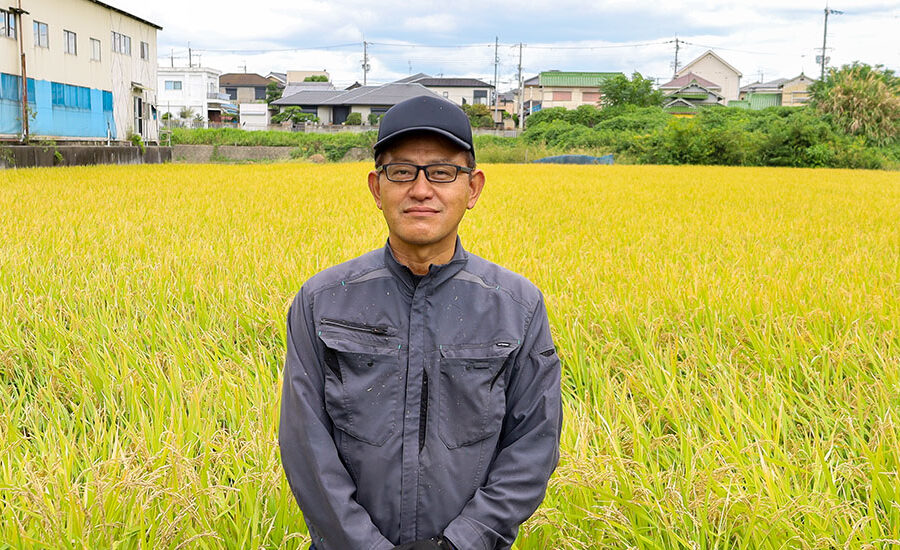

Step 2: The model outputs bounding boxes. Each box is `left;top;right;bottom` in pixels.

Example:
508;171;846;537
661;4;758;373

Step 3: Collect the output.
274;83;441;107
219;73;272;87
740;78;788;93
538;71;623;87
412;77;493;88
394;73;431;83
282;81;337;97
523;75;539;86
87;0;161;29
660;72;721;90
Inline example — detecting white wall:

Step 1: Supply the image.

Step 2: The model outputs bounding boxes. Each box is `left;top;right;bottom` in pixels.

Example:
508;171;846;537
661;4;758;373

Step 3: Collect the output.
240;102;269;131
423;86;491;106
678;54;741;102
158;66;221;126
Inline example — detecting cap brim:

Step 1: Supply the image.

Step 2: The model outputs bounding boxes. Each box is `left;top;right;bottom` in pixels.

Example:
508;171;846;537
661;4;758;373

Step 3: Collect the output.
373;126;472;154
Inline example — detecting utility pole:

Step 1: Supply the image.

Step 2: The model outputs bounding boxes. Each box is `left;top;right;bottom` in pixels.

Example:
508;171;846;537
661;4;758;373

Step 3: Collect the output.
11;1;29;142
170;48;174;68
819;6;843;80
492;36;499;124
362;41;370;85
672;37;681;78
188;42;192;68
517;42;524;130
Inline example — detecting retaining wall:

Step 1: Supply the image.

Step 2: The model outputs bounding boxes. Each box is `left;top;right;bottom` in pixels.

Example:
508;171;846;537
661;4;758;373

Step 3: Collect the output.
0;146;171;168
172;145;296;163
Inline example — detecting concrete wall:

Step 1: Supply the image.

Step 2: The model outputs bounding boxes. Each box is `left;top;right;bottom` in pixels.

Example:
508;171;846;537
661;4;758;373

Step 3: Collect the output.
172;144;294;162
424;86;491;106
0;145;171;168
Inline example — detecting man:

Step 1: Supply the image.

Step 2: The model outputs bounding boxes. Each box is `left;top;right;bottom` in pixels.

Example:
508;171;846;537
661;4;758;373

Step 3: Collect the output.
279;95;562;550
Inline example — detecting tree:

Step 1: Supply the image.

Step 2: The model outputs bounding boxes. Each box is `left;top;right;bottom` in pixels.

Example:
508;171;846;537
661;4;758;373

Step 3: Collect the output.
344;112;362;125
266;81;283;105
178;106;194;120
304;75;329;82
810;62;899;146
598;72;664;108
271;106;319;124
460;103;494;128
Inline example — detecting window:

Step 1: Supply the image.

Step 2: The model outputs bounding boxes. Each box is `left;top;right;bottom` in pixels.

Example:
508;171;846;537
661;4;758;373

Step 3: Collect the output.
1;9;16;39
34;21;49;48
64;30;77;55
50;81;92;109
111;31;131;55
140;41;149;60
91;38;101;61
225;87;237;100
1;73;21;101
473;89;488;105
164;80;182;90
581;91;600;103
254;86;266;100
551;91;572;101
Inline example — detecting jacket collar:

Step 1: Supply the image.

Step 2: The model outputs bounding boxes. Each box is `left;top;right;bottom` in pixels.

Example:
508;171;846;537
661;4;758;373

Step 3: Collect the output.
383;235;469;293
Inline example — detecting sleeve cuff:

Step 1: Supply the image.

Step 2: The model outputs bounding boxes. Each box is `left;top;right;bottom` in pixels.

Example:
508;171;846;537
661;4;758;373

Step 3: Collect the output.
444;515;489;550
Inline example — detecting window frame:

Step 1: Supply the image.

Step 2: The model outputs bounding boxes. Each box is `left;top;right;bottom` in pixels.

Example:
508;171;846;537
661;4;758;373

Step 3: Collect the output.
33;21;49;48
63;29;77;55
91;38;101;61
164;80;183;91
1;9;17;39
140;41;149;60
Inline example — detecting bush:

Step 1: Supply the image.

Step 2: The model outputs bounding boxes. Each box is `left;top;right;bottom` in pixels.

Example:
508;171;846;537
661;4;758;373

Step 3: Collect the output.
272;107;319;124
170;128;376;161
344;112;362;125
368;112;383;126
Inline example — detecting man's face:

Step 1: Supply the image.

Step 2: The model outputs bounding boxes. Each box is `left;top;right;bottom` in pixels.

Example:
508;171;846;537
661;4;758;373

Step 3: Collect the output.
368;133;485;255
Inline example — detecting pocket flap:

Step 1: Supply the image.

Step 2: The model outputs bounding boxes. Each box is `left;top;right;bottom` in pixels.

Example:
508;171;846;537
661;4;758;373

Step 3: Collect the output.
318;331;399;355
439;341;519;361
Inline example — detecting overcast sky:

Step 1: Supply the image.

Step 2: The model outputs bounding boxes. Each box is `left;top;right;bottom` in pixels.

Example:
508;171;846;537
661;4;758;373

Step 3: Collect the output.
116;0;899;89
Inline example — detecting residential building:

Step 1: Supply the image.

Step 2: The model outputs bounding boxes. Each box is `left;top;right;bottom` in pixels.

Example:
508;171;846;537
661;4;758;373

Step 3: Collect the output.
286;70;328;83
158;65;235;127
394;74;493;107
675;50;742;102
219;72;272;104
1;0;161;142
266;71;287;86
661;78;724;114
273;82;441;125
521;70;624;115
736;74;815;108
659;72;723;101
239;103;269;131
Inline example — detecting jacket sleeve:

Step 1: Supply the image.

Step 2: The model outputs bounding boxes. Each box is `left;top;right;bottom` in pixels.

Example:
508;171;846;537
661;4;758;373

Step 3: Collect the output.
442;295;563;550
278;287;395;550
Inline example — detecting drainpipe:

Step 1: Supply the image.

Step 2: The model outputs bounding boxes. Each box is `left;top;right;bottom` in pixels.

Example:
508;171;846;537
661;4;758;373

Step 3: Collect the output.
10;2;30;142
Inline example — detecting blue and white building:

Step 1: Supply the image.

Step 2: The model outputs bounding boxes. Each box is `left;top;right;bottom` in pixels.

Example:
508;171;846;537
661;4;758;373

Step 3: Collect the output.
1;0;160;142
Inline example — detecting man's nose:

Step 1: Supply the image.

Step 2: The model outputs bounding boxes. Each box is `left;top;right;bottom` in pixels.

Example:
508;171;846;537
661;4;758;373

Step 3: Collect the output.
408;169;434;199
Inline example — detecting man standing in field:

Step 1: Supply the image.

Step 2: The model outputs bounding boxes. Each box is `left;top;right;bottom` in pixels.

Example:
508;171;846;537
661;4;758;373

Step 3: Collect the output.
279;96;562;550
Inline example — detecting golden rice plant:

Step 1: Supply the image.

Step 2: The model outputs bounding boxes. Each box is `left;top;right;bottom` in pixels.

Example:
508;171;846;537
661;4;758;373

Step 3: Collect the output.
0;162;898;548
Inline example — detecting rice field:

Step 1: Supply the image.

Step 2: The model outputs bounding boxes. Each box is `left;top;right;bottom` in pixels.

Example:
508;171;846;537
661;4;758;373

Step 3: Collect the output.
1;162;898;549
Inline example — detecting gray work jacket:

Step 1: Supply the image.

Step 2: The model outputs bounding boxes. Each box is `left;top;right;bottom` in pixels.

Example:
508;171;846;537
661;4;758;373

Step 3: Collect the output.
279;238;562;550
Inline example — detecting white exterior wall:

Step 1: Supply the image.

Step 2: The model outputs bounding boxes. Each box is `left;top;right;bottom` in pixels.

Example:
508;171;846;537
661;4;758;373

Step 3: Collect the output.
422;86;492;106
158;66;221;127
239;102;269;131
0;0;159;141
350;105;371;123
316;106;332;124
678;54;741;102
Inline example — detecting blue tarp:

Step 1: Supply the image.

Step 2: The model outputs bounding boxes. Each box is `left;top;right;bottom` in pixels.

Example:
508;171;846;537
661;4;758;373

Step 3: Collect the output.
533;154;614;165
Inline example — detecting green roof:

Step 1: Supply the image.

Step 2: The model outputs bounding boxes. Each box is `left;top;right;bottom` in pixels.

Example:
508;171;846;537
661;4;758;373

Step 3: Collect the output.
538;71;624;87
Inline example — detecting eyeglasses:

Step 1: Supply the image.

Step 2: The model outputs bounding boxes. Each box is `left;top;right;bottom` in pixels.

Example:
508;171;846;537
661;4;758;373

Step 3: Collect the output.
376;163;472;184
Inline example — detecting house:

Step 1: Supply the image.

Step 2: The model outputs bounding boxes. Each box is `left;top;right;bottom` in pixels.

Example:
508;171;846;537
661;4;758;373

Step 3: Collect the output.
521;70;625;115
676;50;742;102
266;71;287;86
158;65;236;127
394;74;493;107
1;0;161;142
287;70;329;83
659;72;723;101
272;82;441;125
735;74;815;108
661;78;724;114
219;72;273;103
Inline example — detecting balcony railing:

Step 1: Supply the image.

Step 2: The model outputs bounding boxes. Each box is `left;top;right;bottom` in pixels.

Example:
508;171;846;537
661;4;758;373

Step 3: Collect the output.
207;92;232;101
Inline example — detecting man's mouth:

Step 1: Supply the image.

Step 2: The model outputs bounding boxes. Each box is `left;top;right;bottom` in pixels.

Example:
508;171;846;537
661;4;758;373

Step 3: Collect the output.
404;207;440;215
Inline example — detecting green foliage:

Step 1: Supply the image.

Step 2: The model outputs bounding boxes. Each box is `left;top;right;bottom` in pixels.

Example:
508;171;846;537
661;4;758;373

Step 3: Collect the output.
598;71;665;108
170;127;376;162
265;82;283;105
303;75;329;82
178;106;193;120
461;103;495;128
344;112;362;125
810;62;899;147
271;107;319;124
127;132;145;154
368;112;383;126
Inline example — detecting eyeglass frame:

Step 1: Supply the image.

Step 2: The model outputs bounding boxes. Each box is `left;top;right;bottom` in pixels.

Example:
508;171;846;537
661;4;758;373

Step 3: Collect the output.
375;162;473;184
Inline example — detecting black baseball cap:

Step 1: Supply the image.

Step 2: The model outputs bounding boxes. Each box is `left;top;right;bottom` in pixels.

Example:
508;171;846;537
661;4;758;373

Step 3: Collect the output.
373;95;474;160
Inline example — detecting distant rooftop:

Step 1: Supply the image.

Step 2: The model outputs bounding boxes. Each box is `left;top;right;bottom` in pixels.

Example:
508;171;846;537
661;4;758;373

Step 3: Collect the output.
274;82;441;107
660;72;721;90
220;73;272;87
538;71;624;87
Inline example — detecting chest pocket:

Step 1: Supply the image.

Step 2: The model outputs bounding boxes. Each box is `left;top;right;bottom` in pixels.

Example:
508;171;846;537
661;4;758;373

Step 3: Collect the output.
438;342;518;449
318;329;401;447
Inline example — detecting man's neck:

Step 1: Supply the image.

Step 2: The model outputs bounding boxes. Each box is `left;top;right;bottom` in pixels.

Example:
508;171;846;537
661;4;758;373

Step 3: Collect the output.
388;236;457;276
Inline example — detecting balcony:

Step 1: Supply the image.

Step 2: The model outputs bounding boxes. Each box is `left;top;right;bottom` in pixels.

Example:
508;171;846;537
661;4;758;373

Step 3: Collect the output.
207;92;232;102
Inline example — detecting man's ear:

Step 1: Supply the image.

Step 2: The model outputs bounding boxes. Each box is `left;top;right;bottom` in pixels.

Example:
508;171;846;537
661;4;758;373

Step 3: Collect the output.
368;170;383;210
466;169;485;210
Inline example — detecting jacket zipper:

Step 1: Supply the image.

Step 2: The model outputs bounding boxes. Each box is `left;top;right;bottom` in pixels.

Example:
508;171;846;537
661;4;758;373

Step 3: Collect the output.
320;317;392;335
419;370;428;453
